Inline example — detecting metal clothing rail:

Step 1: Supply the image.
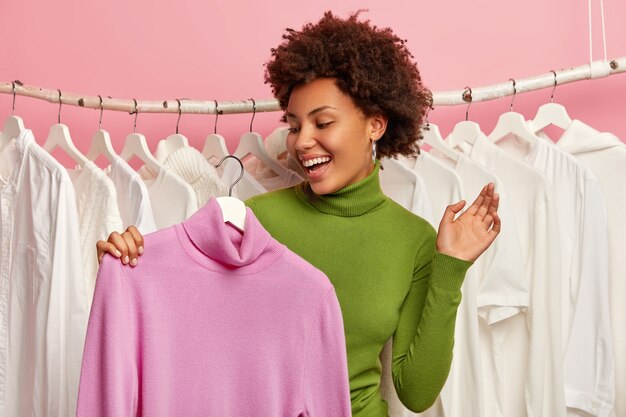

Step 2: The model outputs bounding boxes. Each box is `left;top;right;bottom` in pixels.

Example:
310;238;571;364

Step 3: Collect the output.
1;56;625;115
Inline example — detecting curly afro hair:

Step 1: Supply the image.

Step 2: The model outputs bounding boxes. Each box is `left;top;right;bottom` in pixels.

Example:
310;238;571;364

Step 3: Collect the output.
264;10;432;159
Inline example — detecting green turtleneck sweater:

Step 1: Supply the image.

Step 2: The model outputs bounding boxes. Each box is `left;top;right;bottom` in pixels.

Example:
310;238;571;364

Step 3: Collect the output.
245;162;471;417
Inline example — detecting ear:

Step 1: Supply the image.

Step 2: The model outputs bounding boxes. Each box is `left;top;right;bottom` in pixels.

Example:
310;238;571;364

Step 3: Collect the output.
368;114;388;142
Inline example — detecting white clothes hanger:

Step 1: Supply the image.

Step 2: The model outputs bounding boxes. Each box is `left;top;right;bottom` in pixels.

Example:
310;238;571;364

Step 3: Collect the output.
527;71;572;133
419;101;459;162
421;123;459;162
201;103;229;161
215;155;246;231
446;87;483;148
488;79;538;145
234;132;291;177
86;96;118;162
87;130;117;162
233;99;290;178
159;99;189;157
0;82;25;149
120;99;162;172
42;90;88;166
121;133;162;172
202;134;229;161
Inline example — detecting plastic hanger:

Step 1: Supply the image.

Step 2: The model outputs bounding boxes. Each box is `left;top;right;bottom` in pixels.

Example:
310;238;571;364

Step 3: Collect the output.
86;96;118;162
419;99;459;162
43;89;88;166
202;134;229;161
233;99;290;177
446;87;483;148
421;123;459;162
527;70;572;133
0;82;26;149
202;101;230;161
159;99;189;158
488;79;538;145
120;99;162;172
215;155;246;231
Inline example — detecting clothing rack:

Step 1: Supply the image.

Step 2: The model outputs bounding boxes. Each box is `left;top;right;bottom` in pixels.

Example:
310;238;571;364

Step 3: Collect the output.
1;56;625;115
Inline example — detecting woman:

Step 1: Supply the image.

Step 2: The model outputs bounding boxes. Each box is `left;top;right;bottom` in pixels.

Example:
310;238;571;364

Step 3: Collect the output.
97;11;500;417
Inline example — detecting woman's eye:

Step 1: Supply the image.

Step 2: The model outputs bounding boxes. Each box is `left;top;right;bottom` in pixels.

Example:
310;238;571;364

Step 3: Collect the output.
317;122;333;129
288;127;300;134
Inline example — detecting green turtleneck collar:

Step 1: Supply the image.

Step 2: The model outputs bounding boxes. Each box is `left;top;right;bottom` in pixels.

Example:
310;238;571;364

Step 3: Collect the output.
295;160;387;217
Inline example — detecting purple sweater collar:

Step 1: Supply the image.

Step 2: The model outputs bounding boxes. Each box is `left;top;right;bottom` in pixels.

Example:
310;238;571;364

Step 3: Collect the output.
181;198;273;268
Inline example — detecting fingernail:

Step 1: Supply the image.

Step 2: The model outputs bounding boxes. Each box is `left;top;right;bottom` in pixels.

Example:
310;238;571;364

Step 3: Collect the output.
114;250;122;258
138;246;144;255
130;258;138;267
123;256;129;264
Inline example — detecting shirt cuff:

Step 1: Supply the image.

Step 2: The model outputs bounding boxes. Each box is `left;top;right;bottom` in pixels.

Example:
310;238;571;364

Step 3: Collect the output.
429;251;472;292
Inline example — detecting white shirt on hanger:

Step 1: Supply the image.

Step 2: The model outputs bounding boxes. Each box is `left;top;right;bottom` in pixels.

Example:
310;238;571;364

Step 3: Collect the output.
453;134;565;417
67;160;123;306
432;150;527;417
0;130;89;417
138;165;198;230
495;129;614;417
553;120;624;417
104;155;157;234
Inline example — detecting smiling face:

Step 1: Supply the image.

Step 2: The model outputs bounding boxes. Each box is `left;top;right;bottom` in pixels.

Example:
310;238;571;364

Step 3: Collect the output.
285;78;387;195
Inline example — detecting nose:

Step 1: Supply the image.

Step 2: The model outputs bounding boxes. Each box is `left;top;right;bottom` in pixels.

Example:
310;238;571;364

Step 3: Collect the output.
293;124;316;153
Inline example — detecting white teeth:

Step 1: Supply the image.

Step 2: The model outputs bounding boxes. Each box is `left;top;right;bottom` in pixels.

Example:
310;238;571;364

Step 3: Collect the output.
302;156;331;168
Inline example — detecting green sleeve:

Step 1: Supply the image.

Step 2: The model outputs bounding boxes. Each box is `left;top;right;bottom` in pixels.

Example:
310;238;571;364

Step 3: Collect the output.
391;247;471;412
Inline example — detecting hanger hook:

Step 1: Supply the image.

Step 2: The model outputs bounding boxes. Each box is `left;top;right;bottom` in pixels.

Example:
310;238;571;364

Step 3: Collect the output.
425;92;434;126
57;89;63;124
11;81;17;115
216;155;244;197
550;70;558;103
131;98;138;133
508;78;517;112
249;98;256;132
462;86;473;121
213;100;219;134
176;98;182;134
97;95;104;130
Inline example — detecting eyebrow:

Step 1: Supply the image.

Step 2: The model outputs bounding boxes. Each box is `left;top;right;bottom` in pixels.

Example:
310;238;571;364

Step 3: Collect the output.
285;106;338;119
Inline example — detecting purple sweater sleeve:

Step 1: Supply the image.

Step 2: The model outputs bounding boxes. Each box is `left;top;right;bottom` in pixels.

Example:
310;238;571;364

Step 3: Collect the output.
302;288;351;416
76;256;137;417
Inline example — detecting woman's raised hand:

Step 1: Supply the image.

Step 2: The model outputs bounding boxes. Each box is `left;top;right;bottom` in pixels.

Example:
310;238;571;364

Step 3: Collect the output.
435;183;501;262
96;226;145;266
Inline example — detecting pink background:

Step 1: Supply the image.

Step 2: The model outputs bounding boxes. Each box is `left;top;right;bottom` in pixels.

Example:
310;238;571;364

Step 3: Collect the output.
1;0;625;164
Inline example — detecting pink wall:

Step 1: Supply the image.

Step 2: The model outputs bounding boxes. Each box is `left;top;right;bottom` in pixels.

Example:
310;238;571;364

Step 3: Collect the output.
1;0;625;163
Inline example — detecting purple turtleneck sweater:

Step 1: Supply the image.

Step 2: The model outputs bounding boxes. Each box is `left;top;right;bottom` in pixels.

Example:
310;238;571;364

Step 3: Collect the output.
76;198;351;417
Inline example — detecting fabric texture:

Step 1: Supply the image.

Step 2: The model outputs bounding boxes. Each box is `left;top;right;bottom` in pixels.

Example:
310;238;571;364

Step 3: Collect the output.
68;160;123;305
555;120;624;417
105;156;157;234
78;198;351;417
0;130;89;417
158;145;228;207
138;164;198;229
246;161;472;417
429;150;527;417
454;134;565;417
496;128;614;417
